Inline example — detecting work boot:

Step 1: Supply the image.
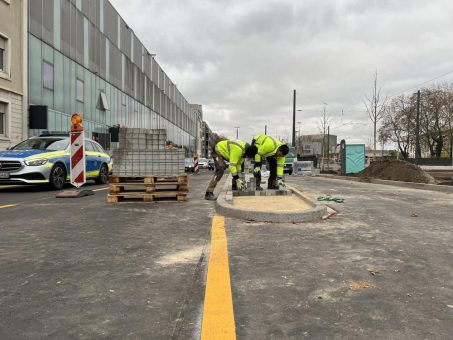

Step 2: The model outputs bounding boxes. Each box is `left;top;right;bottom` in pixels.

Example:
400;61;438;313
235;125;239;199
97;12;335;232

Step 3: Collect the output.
204;192;215;201
268;179;278;190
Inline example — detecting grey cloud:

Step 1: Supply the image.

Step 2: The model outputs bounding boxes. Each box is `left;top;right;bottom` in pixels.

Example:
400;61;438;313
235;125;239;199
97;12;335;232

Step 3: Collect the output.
111;0;453;145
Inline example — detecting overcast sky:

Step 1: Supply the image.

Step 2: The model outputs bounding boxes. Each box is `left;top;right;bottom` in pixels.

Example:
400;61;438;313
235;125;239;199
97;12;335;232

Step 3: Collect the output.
110;0;453;145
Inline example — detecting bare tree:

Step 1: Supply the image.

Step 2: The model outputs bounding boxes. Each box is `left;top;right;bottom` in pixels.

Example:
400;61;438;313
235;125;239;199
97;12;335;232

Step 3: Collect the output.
380;94;414;159
317;104;331;161
364;71;387;157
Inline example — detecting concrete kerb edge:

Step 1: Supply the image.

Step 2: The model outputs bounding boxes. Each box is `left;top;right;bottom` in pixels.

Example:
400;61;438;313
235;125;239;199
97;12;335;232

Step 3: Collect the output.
318;174;453;194
215;175;327;223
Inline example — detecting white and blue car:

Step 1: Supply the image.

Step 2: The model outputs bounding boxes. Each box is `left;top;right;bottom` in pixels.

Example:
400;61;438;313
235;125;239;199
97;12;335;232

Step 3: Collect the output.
0;134;112;190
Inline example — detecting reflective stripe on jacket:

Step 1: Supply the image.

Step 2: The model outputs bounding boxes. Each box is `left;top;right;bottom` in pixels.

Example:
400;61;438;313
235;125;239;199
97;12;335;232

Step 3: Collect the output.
215;139;247;177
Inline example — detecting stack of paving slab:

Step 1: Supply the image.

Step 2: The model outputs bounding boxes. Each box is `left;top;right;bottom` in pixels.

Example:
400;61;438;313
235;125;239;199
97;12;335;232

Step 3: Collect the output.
112;128;185;176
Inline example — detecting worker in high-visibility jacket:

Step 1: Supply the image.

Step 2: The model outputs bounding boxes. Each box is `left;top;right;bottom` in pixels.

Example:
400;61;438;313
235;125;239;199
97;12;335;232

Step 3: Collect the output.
252;134;289;190
205;139;258;200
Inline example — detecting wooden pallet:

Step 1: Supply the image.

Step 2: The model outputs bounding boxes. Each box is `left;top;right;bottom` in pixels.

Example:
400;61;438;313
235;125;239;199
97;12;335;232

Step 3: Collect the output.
109;174;188;185
107;191;187;203
109;182;188;194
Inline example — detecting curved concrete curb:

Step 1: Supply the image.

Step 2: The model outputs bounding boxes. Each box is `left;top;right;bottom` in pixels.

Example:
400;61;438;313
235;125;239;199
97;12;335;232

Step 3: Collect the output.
318;174;453;194
215;177;327;223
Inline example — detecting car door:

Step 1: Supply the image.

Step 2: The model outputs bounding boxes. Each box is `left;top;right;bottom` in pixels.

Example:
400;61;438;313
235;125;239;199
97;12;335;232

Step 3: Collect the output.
84;141;98;178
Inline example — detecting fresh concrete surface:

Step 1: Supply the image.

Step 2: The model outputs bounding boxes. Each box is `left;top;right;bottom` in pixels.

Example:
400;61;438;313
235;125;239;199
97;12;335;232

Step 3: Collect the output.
233;196;312;212
216;176;327;223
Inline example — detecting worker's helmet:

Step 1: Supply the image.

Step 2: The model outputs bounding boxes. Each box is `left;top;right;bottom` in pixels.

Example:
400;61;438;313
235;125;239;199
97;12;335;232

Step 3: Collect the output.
278;144;290;156
244;144;258;157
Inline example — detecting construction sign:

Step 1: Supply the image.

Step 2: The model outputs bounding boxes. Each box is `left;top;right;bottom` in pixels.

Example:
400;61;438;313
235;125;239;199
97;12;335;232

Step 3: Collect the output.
70;113;86;188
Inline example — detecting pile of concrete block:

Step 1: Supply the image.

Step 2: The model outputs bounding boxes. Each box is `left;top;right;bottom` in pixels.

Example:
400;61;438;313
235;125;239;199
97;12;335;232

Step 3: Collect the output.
118;128;167;150
112;128;185;176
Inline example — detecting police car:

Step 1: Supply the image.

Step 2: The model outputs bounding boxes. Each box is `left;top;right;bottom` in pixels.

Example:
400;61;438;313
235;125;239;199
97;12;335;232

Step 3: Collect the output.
0;133;112;190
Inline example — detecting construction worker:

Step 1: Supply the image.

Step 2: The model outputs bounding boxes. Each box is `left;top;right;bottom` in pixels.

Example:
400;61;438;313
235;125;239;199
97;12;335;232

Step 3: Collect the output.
252;134;289;190
205;139;258;200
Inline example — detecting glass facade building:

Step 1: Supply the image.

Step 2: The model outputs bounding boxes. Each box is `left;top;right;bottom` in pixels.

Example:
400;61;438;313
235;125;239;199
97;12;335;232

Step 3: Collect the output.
27;0;197;151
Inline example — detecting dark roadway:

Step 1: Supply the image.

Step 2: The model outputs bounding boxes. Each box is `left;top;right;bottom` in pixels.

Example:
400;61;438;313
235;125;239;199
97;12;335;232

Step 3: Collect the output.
1;174;452;339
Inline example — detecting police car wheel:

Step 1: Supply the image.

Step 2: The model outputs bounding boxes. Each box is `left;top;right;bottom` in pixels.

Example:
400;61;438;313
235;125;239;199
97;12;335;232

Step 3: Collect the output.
50;164;66;190
96;164;109;184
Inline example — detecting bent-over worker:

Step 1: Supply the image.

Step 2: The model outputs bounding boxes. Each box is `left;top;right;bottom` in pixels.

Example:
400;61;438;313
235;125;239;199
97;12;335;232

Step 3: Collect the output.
252;134;289;190
205;139;258;200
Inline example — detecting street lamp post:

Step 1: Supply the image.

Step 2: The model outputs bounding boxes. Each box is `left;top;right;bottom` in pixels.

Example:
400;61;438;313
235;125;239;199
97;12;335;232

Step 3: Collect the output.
292;90;296;147
234;126;240;140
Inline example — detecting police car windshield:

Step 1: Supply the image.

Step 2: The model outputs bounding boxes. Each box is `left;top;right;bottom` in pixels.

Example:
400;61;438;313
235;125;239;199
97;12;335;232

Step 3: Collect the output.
12;138;69;151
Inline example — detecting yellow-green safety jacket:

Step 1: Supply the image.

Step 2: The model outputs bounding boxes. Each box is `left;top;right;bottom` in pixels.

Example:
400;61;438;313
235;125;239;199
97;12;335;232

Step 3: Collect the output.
253;134;286;177
215;139;247;177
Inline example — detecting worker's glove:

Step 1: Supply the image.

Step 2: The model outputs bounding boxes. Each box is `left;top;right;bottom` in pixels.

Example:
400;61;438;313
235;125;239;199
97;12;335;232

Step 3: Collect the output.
236;178;245;191
253;167;261;175
277;178;286;188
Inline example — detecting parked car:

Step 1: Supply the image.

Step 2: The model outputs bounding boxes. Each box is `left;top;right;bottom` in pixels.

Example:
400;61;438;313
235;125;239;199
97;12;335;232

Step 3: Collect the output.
198;157;209;169
184;158;194;173
0;134;112;190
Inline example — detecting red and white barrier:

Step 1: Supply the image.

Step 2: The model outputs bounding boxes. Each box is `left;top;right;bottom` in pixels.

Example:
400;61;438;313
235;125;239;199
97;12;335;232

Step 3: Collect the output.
194;155;199;174
70;113;86;188
70;131;86;187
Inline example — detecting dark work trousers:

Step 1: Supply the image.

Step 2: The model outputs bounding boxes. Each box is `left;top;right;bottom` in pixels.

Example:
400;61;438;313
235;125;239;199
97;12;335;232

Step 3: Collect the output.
206;150;226;193
254;156;277;189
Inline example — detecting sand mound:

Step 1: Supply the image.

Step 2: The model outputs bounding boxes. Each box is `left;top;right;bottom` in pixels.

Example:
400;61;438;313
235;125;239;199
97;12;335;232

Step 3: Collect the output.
357;160;436;184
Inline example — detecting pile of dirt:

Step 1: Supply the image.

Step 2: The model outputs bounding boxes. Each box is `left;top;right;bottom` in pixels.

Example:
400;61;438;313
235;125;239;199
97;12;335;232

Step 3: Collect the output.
357;160;436;184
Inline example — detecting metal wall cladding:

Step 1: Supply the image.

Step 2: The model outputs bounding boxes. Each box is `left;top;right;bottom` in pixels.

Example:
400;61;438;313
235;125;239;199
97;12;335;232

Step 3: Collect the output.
112;128;185;176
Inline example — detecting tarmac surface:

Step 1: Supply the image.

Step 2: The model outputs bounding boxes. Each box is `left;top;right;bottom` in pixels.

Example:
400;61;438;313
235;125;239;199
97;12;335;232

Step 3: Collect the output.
1;173;452;339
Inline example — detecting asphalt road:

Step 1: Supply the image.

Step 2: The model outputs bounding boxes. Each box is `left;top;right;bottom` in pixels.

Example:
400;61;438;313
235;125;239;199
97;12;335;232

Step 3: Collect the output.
0;173;215;339
1;173;452;339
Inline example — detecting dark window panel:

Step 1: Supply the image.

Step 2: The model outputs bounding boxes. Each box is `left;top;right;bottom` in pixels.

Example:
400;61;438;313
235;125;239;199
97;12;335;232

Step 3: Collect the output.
104;1;117;48
76;9;84;65
100;35;106;79
96;0;101;29
70;3;77;60
95;27;101;73
46;5;58;47
153;59;159;84
61;0;71;55
144;54;151;78
89;0;97;25
134;38;142;67
29;0;43;38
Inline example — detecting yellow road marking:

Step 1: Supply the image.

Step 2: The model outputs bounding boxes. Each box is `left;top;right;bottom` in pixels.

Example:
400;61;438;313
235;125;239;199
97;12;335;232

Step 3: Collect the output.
93;187;109;192
0;204;16;209
201;215;236;340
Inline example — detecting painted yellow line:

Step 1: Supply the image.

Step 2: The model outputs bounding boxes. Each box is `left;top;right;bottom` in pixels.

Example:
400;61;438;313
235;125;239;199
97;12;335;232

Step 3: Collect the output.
201;215;236;340
0;204;16;209
92;187;109;192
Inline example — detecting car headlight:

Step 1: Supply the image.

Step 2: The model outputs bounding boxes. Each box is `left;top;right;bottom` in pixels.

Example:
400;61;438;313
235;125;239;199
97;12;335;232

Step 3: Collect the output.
24;159;48;166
